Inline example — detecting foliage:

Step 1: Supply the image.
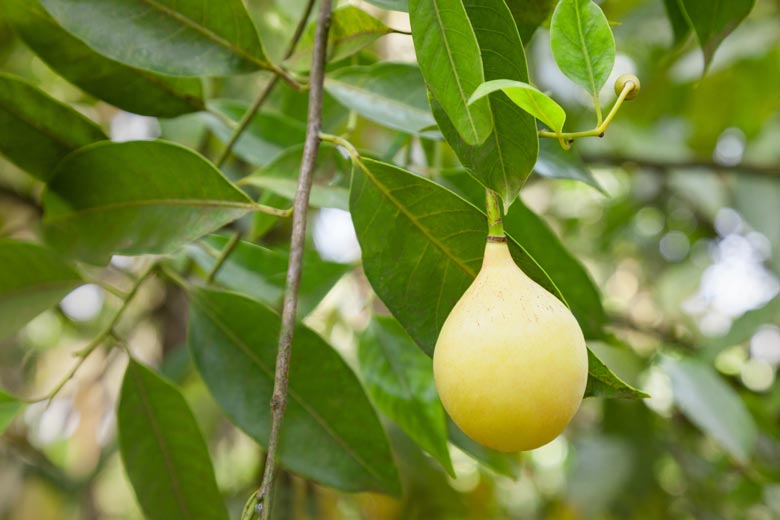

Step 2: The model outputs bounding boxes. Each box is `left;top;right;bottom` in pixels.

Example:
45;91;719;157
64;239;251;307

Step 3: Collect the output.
0;0;778;518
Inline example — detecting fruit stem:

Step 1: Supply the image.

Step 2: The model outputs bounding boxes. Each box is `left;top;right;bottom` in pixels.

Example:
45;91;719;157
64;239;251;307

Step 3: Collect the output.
485;189;505;238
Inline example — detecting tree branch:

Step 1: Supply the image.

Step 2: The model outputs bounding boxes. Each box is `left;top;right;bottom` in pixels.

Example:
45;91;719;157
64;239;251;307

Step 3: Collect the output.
215;0;317;168
582;154;780;180
252;0;333;518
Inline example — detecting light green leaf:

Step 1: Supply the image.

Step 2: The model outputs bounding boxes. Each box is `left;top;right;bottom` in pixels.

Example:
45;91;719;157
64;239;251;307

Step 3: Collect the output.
364;0;408;11
534;139;605;193
585;349;648;399
0;390;23;434
358;316;454;476
325;63;436;135
118;360;228;520
41;0;269;76
204;99;306;167
241;143;350;210
550;0;615;96
679;0;755;72
0;239;83;339
0;73;106;181
286;6;392;71
662;356;758;462
432;0;539;208
6;0;204;118
469;79;566;135
187;234;350;317
409;0;492;145
188;288;401;494
505;0;557;43
43;141;252;264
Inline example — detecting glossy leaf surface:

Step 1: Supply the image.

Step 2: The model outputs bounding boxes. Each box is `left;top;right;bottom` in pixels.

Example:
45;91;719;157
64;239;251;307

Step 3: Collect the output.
188;288;401;494
118;360;228;520
680;0;755;71
6;0;204;118
470;79;566;134
41;0;269;76
43;141;251;264
0;73;106;181
409;0;492;145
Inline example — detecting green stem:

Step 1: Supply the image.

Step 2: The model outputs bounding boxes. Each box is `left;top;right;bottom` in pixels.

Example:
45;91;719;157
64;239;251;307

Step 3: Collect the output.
539;79;637;145
593;94;603;126
206;230;242;283
485;190;504;238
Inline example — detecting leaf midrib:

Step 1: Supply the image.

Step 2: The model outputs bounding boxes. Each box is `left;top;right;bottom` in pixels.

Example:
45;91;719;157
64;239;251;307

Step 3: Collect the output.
324;77;433;122
193;296;390;488
573;0;598;95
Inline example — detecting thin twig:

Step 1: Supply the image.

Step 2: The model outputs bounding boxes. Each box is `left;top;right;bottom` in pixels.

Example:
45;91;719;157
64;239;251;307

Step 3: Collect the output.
206;230;242;283
581;155;780;180
216;0;317;167
252;1;334;518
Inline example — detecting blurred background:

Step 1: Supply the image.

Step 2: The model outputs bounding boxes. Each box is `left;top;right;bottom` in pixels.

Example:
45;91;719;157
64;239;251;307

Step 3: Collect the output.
1;0;779;518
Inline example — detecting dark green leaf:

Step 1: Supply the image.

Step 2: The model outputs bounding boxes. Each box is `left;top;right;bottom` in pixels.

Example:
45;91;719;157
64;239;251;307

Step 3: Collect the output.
118;360;228;520
325;63;436;135
550;0;615;96
0;73;106;181
241;143;350;210
358;316;454;475
41;0;269;76
43;141;251;264
505;0;556;43
469;79;565;134
0;390;23;434
447;420;519;478
6;0;204;118
286;6;392;71
0;239;83;339
187;234;350;316
680;0;755;72
585;349;648;399
409;0;492;145
204;100;306;167
188;288;401;494
432;0;539;207
661;356;758;462
534;139;605;193
663;0;692;47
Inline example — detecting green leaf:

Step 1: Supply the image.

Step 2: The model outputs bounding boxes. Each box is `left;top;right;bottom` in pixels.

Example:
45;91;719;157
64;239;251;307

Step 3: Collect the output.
6;0;204;118
325;63;436;135
679;0;755;72
447;420;519;478
0;390;23;434
701;297;780;360
118;360;228;520
352;159;584;345
431;0;539;207
40;0;270;76
469;79;566;134
188;287;401;494
363;0;408;11
0;73;106;181
286;6;392;72
550;0;615;96
358;316;454;476
409;0;493;145
0;239;83;339
241;143;351;210
585;349;648;399
505;0;556;43
204;100;306;167
662;0;692;47
187;234;350;317
43;141;252;264
661;356;758;462
534;139;605;193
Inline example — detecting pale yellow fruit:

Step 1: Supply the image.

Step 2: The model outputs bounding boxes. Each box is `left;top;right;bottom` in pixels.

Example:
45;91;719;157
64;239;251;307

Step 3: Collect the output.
614;73;640;99
433;239;588;452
